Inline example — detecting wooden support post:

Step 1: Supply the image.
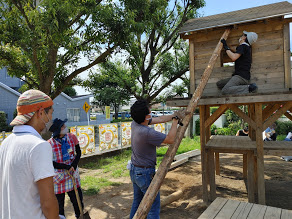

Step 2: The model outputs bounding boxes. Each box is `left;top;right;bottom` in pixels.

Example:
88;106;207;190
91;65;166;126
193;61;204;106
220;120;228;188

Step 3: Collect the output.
189;40;195;94
283;23;291;88
248;104;256;141
243;154;247;179
132;28;232;219
215;153;220;175
200;106;208;203
247;151;255;203
208;149;216;201
255;103;265;204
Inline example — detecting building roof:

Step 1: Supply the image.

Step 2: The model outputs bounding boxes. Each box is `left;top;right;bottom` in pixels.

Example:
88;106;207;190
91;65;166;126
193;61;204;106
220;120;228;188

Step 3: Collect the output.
60;92;93;101
179;1;292;34
0;82;21;96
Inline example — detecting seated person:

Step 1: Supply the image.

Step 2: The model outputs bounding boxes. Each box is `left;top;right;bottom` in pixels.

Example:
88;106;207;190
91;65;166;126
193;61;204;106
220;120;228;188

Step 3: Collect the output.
263;123;277;141
284;132;292;141
236;126;249;136
217;31;258;95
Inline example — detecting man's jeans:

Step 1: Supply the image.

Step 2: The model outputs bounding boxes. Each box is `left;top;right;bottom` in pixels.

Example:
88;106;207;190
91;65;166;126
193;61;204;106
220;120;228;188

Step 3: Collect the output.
130;164;160;219
217;75;249;94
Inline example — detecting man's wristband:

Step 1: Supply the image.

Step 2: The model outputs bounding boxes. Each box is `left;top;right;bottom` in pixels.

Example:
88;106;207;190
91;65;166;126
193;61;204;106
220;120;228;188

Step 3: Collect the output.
172;115;180;120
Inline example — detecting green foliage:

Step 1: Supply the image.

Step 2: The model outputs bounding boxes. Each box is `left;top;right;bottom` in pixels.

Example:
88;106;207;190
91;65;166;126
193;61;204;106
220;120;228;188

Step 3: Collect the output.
0;111;11;132
275;121;292;135
0;0;135;98
63;87;77;97
83;62;131;119
86;0;205;103
195;119;200;135
111;118;133;123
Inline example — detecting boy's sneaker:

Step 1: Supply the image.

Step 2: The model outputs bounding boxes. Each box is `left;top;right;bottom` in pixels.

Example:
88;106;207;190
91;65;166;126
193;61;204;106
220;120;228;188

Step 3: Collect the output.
249;83;258;93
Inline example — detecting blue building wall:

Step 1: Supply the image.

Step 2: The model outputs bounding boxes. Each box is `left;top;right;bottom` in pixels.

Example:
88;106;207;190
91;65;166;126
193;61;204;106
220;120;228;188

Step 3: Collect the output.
52;93;91;126
0;68;24;90
0;84;19;124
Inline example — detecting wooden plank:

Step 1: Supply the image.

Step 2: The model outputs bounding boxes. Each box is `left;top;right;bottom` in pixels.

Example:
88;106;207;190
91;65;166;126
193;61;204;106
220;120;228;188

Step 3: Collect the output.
189;40;195;94
263;102;292;130
264;206;281;218
247;151;255;203
283;23;291;88
231;201;253;219
169;157;189;170
247;204;267;218
198;197;228;219
281;209;292;219
255;103;265;205
205;105;228;127
249;104;256;141
174;149;200;161
229;105;257;131
215;199;241;218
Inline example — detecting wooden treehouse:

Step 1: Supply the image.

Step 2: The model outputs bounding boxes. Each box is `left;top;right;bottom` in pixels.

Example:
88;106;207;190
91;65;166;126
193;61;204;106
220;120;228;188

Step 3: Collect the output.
167;1;292;205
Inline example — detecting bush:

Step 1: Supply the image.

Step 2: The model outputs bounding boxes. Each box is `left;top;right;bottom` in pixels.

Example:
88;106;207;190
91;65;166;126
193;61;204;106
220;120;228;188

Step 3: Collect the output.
215;127;233;135
0;111;11;132
275;121;292;135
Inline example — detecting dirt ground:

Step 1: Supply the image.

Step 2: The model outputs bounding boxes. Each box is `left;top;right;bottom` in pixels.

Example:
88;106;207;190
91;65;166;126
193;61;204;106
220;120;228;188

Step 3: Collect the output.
64;154;292;218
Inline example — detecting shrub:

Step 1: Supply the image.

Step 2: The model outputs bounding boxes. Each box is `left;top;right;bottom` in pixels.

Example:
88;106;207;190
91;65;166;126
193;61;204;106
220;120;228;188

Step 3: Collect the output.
275;121;292;135
0;111;11;132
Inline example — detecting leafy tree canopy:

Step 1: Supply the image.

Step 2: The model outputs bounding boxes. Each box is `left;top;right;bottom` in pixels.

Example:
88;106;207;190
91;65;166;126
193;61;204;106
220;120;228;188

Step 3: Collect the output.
63;86;77;97
83;61;131;118
95;0;205;103
0;0;135;98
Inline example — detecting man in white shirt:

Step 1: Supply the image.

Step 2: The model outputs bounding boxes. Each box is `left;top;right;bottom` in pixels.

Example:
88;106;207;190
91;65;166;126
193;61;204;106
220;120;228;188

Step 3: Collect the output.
0;89;59;219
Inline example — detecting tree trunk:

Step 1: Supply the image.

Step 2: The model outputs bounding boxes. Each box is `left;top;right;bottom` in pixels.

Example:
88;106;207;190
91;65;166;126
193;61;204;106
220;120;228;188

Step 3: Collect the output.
132;28;231;219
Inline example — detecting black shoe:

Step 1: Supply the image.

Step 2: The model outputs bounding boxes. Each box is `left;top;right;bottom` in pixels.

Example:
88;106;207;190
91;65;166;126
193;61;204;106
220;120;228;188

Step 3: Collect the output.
249;83;258;93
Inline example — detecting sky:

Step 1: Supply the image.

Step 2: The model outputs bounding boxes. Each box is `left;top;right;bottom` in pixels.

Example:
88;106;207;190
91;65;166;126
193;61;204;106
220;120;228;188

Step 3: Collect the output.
75;0;292;95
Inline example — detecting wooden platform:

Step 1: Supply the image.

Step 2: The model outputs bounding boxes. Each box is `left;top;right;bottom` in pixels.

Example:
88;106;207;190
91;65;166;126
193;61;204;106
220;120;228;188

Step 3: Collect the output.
198;197;292;219
204;135;292;203
206;135;292;155
166;91;292;107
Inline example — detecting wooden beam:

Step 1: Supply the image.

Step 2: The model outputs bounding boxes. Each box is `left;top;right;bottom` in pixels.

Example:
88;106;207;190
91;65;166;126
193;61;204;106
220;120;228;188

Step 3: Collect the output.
132;28;232;219
262;104;276;120
263;102;292;130
283;23;291;88
247;151;255;203
204;105;228;127
262;103;282;121
189;40;195;94
284;112;292;122
229;105;256;130
255;103;265;204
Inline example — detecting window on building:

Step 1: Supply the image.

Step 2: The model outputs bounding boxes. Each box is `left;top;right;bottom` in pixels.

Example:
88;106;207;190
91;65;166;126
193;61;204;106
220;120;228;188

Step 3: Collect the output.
67;108;80;122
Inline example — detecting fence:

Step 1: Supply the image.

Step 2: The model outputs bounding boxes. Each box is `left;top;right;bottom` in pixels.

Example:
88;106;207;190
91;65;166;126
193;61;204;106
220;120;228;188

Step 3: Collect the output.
0;122;171;157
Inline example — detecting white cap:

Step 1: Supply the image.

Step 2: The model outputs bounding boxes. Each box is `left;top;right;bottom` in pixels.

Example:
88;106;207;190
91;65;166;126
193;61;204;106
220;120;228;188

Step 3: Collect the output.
243;31;258;45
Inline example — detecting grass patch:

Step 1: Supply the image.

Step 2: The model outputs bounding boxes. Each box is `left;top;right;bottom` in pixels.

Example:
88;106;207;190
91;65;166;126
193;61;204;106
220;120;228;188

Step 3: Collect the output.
81;149;131;178
80;137;200;195
277;134;286;141
156;136;200;166
81;176;121;195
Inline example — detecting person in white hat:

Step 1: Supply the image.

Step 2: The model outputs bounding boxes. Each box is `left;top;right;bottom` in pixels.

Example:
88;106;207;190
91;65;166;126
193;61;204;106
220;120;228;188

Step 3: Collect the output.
0;89;59;219
217;31;258;94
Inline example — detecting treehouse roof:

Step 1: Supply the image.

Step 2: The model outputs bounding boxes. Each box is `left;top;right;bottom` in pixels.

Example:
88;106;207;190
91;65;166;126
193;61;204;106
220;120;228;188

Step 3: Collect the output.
179;1;292;34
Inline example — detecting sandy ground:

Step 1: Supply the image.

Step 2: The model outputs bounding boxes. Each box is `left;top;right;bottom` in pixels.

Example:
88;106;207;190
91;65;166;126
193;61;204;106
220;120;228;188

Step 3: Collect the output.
64;153;292;219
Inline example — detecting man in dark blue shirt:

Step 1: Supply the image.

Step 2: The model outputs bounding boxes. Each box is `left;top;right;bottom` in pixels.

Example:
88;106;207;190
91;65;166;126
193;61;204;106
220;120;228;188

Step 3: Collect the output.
217;31;258;95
